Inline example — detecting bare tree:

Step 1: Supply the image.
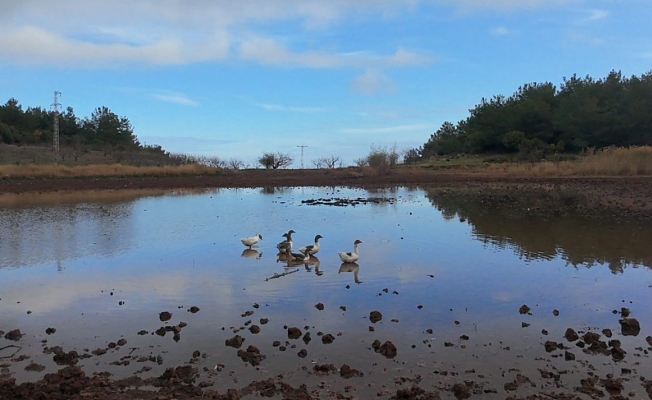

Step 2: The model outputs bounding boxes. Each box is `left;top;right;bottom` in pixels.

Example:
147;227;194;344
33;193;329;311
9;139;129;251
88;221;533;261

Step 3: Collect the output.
313;155;342;169
353;157;369;167
258;151;293;169
227;158;245;170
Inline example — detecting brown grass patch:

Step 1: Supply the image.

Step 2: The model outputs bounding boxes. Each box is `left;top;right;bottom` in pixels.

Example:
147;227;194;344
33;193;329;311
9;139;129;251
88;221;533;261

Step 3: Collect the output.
484;147;652;177
0;163;220;179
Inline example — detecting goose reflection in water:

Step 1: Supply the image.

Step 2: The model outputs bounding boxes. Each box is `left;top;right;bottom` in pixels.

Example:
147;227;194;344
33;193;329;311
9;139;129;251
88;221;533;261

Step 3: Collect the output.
338;262;361;283
241;249;263;259
303;256;322;276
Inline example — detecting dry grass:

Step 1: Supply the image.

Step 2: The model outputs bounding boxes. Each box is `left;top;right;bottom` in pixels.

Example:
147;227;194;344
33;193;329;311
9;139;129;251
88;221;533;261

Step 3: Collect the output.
484;147;652;177
0;163;220;179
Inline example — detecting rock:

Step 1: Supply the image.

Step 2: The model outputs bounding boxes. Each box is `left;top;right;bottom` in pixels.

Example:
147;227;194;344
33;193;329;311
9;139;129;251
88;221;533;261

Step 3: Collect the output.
621;307;630;317
260;318;269;324
646;336;652;347
315;303;324;310
287;327;302;339
188;306;200;313
321;334;335;344
45;327;56;335
544;341;561;352
225;335;245;348
24;362;46;372
4;329;22;341
564;351;575;361
159;312;172;322
339;364;363;379
116;339;127;346
619;318;640;336
611;346;626;361
192;350;200;358
370;311;382;323
92;348;107;356
302;332;311;344
339;306;346;311
602;328;613;338
519;305;531;314
53;350;79;365
155;327;166;336
159;365;198;384
249;325;260;334
426;328;433;334
373;340;397;359
452;382;471;399
297;349;307;358
237;345;265;366
582;332;600;345
552;309;560;316
564;328;579;341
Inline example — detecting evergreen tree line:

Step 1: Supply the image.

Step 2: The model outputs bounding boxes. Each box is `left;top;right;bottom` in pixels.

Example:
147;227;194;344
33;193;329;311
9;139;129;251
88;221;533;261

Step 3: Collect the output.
0;98;163;153
414;70;652;162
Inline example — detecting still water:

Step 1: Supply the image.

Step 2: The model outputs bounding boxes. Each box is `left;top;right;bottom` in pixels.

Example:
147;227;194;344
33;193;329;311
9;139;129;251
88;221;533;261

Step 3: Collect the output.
1;187;651;397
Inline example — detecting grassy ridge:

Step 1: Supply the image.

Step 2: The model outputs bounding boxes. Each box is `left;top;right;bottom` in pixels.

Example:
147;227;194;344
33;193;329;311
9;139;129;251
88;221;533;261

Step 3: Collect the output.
485;146;652;176
0;163;220;178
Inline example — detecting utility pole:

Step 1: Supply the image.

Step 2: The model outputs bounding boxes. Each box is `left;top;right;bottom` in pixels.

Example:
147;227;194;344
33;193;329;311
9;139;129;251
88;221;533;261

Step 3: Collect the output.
297;145;308;169
52;91;62;165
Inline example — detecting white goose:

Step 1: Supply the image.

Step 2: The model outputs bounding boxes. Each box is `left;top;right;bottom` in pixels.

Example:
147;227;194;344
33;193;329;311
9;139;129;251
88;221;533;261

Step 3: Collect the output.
299;234;323;256
338;239;362;263
276;230;295;254
241;233;263;249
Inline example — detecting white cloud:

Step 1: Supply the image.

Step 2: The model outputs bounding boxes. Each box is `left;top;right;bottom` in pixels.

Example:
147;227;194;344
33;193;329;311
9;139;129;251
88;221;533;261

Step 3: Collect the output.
256;103;331;113
491;26;512;36
339;124;429;134
152;93;199;107
580;9;609;23
351;69;398;95
438;0;581;12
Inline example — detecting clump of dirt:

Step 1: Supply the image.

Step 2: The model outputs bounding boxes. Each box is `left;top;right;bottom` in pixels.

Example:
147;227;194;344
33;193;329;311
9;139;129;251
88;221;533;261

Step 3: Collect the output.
225;335;245;348
372;340;397;359
237;345;265;366
370;311;383;323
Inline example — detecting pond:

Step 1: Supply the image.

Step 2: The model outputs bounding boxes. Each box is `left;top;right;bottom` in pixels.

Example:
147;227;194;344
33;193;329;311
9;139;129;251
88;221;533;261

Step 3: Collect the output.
1;186;651;398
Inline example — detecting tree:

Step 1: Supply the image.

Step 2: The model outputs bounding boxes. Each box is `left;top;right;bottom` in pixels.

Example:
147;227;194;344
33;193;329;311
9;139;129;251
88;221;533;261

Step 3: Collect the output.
313;155;342;169
402;148;422;164
258;152;293;169
83;107;139;149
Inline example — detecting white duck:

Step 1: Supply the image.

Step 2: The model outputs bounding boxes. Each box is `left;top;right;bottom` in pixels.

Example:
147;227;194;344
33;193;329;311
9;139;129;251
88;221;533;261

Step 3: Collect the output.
276;230;295;254
299;234;323;256
241;233;262;249
338;239;362;263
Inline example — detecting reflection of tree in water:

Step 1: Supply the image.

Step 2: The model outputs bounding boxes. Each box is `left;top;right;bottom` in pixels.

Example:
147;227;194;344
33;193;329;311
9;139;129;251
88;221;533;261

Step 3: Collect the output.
260;187;289;195
0;199;137;269
424;188;652;272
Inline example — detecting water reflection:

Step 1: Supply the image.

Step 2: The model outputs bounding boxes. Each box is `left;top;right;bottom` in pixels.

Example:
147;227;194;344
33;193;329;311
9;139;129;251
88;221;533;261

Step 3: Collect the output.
338;262;361;283
424;187;652;271
241;249;263;259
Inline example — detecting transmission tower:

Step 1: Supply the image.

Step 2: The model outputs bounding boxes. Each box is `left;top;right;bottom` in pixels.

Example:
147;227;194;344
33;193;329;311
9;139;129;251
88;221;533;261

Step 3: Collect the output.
297;145;308;169
52;91;62;164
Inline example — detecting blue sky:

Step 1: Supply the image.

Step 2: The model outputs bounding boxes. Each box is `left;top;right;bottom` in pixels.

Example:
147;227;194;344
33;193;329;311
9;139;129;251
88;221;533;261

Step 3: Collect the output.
1;0;650;167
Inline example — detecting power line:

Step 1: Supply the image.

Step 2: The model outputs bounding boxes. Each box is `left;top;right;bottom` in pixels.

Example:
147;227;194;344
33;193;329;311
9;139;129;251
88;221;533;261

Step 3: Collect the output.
52;91;62;165
297;145;308;169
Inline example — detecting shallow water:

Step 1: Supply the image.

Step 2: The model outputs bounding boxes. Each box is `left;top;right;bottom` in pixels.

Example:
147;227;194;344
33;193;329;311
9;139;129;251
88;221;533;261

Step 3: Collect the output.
1;187;651;398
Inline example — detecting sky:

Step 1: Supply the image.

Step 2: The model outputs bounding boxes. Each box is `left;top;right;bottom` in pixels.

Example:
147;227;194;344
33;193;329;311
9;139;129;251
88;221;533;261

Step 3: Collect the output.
1;0;651;167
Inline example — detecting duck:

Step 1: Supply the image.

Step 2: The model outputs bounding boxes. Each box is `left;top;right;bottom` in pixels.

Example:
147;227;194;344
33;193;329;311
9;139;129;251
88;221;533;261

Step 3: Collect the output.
299;234;323;256
289;248;310;263
338;239;362;263
276;230;295;254
241;233;262;249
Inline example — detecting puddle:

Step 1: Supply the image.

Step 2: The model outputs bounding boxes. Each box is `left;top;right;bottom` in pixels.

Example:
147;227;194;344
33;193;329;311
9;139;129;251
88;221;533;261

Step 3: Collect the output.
1;186;650;398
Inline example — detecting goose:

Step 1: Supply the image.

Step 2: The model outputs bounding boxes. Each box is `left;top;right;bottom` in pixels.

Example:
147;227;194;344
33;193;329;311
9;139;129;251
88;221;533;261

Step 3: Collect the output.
241;233;262;249
289;248;310;263
299;234;323;256
276;230;295;254
338;239;362;263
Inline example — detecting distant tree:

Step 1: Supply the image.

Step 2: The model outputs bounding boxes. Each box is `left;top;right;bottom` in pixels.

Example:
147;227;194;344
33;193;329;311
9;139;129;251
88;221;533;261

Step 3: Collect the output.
402;148;422;164
313;155;342;169
227;158;244;170
258;152;293;169
353;157;369;167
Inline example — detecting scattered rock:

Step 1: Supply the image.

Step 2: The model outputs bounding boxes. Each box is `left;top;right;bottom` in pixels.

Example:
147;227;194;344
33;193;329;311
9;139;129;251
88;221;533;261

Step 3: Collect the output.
260;318;269;324
370;311;382;323
321;334;335;344
602;328;613;338
225;335;245;348
620;307;630;317
116;339;127;346
4;329;22;341
372;340;397;359
297;349;307;358
159;312;172;322
287;327;302;339
452;382;471;399
237;345;265;366
339;364;363;379
249;325;260;334
188;306;200;313
564;351;575;361
552;309;560;316
619;318;640;336
24;362;46;372
564;328;579;342
519;305;531;315
45;327;56;335
315;303;324;310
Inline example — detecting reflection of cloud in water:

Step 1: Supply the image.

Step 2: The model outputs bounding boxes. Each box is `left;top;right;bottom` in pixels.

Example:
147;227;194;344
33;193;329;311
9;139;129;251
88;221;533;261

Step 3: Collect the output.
424;188;652;271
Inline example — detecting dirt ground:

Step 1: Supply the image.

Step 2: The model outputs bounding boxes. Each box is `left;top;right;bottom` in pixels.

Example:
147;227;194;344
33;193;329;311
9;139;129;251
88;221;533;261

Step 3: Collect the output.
2;168;652;399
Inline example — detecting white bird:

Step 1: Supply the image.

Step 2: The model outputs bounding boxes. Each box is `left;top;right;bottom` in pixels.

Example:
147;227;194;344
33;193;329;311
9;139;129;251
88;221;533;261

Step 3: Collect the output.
338;239;362;263
276;230;295;254
241;233;262;249
299;234;323;256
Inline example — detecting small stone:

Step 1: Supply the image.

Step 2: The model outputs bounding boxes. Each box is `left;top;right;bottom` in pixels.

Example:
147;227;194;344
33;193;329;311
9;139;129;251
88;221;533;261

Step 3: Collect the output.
519;305;531;314
159;312;172;322
315;303;324;311
370;311;382;323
